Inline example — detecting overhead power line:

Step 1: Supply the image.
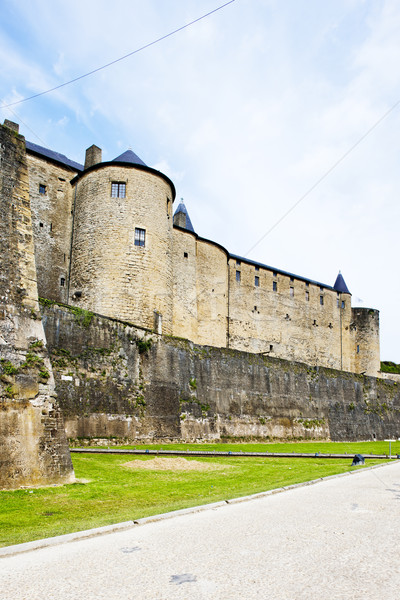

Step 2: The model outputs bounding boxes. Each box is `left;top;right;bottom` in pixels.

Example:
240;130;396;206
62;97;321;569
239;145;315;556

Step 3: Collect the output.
0;0;237;110
244;97;400;257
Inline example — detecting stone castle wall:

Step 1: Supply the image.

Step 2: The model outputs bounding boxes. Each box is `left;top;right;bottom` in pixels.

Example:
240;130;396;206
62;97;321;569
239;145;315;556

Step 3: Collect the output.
227;258;351;368
27;153;77;304
172;229;229;347
19;133;381;377
41;303;400;443
69;165;175;333
0;122;74;490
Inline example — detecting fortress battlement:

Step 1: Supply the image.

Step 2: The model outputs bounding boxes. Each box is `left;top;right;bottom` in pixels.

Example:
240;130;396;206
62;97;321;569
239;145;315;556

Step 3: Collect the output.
6;120;380;377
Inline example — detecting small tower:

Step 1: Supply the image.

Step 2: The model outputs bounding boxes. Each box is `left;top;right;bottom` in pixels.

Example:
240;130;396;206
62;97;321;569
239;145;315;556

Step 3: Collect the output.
173;199;195;232
69;146;176;333
333;271;351;295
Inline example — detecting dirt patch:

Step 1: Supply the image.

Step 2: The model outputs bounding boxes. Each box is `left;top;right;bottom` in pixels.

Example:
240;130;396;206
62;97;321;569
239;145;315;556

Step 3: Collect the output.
122;457;230;472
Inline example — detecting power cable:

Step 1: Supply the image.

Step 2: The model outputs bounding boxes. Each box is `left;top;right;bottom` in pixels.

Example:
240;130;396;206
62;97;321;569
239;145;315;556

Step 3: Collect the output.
244;97;400;257
0;0;237;110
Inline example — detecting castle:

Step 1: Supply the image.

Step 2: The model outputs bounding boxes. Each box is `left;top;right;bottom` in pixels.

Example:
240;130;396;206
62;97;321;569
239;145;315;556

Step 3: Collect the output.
13;118;379;377
0;119;395;489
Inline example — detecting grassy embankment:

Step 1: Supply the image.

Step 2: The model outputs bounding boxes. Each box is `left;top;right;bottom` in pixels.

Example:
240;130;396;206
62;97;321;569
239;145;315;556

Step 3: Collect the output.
1;440;398;548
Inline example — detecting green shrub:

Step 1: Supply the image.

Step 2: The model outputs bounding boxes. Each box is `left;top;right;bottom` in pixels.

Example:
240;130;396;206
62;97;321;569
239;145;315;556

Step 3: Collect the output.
381;361;400;374
136;338;152;354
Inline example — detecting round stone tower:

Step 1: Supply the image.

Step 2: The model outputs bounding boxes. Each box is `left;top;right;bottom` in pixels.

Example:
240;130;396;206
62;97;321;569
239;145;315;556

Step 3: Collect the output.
69;147;175;333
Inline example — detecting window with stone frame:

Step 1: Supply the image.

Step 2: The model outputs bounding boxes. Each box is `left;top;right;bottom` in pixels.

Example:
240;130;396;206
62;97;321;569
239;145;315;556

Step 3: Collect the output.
134;227;146;247
111;182;126;198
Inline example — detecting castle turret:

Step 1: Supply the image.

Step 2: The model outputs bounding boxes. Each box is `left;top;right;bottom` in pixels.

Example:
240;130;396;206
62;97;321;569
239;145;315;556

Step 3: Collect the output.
173;199;195;232
69;147;176;333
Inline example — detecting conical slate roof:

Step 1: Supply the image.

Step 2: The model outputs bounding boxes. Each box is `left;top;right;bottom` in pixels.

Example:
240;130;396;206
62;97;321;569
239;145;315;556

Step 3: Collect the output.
112;149;147;167
333;272;351;295
173;200;195;233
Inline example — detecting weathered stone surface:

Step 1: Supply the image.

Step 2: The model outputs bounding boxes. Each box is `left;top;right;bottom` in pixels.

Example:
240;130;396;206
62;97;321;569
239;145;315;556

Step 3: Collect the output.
0;122;74;490
42;303;400;444
22;134;380;377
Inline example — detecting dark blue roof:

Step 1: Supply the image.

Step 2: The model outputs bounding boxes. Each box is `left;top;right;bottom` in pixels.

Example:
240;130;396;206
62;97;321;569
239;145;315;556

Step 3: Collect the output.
174;201;195;233
230;254;336;290
333;272;351;294
26;141;83;171
112;149;147;167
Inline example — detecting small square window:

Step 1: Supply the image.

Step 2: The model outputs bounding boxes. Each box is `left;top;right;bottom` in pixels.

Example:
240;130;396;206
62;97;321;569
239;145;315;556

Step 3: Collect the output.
255;266;259;272
273;271;277;277
255;276;260;287
320;286;324;292
305;281;309;287
236;270;241;283
290;286;294;297
320;295;324;305
111;182;126;198
305;291;309;301
39;222;43;228
290;277;294;282
134;228;146;247
39;184;46;194
236;259;241;266
184;252;188;258
273;281;277;292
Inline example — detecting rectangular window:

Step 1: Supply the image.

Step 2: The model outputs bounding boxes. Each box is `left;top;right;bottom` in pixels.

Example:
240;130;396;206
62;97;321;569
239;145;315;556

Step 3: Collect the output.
273;271;277;277
305;281;309;287
255;266;259;272
337;298;340;307
320;295;324;305
236;270;241;283
255;276;260;287
111;182;126;198
290;286;294;297
184;252;188;258
236;259;241;266
39;184;46;194
341;300;345;309
60;277;65;287
273;281;277;292
134;228;146;247
305;291;309;301
290;277;294;282
357;345;360;354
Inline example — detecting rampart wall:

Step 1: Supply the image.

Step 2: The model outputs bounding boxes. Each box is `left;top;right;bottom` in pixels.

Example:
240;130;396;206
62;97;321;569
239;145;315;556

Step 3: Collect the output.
18;132;381;377
41;303;400;444
0;122;74;489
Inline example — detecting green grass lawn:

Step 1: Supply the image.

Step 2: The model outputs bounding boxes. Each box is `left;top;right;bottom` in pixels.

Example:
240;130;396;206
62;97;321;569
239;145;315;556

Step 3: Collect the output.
1;440;394;548
113;440;400;455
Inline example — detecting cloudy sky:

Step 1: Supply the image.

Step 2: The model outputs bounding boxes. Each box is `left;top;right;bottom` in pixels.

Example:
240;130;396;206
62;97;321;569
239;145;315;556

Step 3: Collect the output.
1;0;399;362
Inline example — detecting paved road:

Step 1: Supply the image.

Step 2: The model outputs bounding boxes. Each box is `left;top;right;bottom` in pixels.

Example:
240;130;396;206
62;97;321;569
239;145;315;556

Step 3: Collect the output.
1;463;400;599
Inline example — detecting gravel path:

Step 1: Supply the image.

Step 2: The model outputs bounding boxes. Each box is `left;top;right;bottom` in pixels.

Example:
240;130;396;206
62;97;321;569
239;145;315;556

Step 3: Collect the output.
1;462;399;599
